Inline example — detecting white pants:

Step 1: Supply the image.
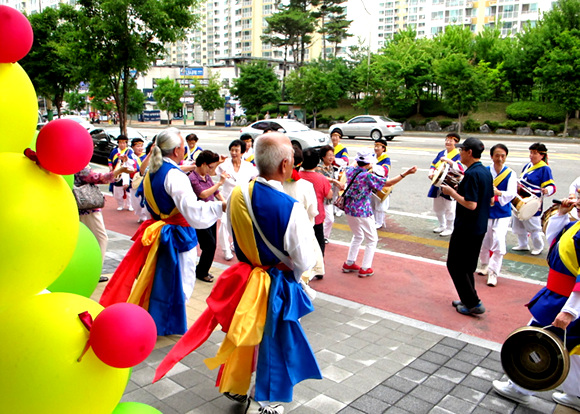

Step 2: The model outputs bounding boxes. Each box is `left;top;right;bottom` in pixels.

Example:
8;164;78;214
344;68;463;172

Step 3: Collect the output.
511;214;544;251
113;185;130;209
80;212;108;264
131;192;150;222
218;215;232;254
323;203;334;239
346;215;378;269
372;195;390;228
180;248;198;300
433;196;455;230
479;216;510;276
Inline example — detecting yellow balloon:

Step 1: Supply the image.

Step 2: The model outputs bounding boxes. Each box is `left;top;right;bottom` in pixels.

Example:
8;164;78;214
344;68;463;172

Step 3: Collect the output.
0;293;130;413
0;62;38;153
0;153;78;308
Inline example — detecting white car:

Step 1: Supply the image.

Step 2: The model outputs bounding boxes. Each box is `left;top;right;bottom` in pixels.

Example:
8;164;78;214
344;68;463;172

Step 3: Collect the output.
61;115;93;130
329;115;404;141
240;119;330;149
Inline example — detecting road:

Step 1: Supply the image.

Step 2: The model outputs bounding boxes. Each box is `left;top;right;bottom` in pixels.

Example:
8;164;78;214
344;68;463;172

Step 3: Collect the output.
100;125;580;283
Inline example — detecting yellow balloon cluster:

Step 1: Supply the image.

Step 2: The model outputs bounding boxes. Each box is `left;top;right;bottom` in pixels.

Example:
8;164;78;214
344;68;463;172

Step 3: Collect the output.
0;10;144;413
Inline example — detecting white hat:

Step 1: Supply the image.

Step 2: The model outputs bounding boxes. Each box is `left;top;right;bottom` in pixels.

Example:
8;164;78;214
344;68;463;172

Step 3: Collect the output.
355;149;374;165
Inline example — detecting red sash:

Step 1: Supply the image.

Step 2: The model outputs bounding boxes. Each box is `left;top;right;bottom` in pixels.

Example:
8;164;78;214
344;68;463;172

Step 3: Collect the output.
547;268;575;297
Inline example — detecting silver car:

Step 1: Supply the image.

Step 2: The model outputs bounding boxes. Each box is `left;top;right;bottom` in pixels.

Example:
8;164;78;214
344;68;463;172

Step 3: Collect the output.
329;115;404;141
240;119;330;149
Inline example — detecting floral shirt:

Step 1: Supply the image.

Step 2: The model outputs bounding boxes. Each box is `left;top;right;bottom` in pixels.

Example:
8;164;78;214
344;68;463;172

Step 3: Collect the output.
344;166;386;218
316;162;336;205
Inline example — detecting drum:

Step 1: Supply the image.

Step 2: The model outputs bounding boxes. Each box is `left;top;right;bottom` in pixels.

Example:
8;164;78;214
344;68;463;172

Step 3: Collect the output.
511;185;541;221
337;169;347;195
373;185;392;202
501;326;569;391
541;204;579;233
431;163;463;190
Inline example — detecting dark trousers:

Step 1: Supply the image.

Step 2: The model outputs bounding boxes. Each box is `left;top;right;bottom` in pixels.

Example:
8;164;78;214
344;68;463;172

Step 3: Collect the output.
314;223;325;256
195;223;217;279
446;231;485;309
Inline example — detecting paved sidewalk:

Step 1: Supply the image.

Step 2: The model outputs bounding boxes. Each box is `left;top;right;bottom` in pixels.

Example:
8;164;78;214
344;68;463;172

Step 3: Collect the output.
94;230;571;414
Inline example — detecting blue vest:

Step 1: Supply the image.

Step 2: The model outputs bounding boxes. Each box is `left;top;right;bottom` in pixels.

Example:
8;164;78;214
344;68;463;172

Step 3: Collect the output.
146;161;180;219
489;166;513;219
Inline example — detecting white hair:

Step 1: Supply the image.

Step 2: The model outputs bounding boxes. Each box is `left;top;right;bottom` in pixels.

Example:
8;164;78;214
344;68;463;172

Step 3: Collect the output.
149;127;183;173
254;133;293;177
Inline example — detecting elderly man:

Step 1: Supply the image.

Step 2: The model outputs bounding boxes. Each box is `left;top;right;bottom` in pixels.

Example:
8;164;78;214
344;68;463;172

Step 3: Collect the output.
100;127;226;336
155;133;322;414
442;137;493;316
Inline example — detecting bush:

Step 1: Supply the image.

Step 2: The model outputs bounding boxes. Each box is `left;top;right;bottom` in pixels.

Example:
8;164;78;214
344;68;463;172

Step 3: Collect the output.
420;100;459;118
530;122;550;130
463;118;480;132
409;119;417;128
483;120;500;131
500;120;527;130
506;101;566;123
552;124;564;133
316;115;331;126
439;120;453;128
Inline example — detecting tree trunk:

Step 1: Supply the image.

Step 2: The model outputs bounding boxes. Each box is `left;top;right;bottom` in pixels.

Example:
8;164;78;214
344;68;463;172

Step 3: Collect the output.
120;67;129;135
321;15;326;61
563;112;569;137
282;43;288;101
458;113;463;133
313;110;317;129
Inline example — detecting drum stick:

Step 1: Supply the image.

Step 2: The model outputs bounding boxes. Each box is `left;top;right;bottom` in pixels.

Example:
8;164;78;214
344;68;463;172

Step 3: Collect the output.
553;199;563;204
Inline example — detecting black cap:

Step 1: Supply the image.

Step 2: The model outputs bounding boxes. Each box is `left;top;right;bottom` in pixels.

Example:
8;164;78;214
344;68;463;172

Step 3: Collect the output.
455;137;484;152
116;134;129;142
131;137;144;146
375;138;388;147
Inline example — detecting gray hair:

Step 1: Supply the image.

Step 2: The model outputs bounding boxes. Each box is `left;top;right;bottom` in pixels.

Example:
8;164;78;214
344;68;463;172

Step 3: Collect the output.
149;127;183;173
254;133;293;176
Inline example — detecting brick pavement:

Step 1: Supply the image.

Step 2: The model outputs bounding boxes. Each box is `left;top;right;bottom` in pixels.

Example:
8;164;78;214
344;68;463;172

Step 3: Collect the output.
94;230;575;414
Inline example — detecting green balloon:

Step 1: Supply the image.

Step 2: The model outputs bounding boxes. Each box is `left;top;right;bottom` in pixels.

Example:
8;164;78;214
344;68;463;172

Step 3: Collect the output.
47;222;102;297
62;174;74;189
112;402;162;413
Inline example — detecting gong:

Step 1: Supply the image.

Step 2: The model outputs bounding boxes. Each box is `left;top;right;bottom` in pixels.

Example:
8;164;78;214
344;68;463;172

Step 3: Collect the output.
501;326;570;391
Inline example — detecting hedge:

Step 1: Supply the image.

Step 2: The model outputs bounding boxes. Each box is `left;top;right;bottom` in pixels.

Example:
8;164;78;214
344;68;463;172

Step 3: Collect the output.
505;101;566;123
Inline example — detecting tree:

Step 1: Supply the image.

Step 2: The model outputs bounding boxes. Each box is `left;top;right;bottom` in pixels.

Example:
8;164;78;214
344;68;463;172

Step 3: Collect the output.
285;63;342;128
64;90;87;114
71;0;200;134
153;77;185;124
20;5;82;119
434;54;486;132
192;75;226;125
534;30;580;136
311;0;352;59
230;62;280;120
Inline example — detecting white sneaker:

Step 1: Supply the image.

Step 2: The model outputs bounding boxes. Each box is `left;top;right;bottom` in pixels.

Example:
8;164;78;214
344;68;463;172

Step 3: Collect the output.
531;248;543;256
335;210;344;217
433;226;445;233
128;207;134;212
440;229;453;237
487;271;497;287
492;380;531;404
245;398;284;414
300;279;317;301
512;245;529;251
224;250;234;261
552;392;580;411
476;263;489;276
116;207;124;211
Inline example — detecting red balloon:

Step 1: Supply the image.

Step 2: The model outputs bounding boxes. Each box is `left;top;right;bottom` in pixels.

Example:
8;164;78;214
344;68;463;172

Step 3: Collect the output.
90;303;157;368
0;6;33;63
36;119;94;175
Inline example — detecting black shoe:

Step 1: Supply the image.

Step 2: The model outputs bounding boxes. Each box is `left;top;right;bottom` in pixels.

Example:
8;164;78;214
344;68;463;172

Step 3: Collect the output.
224;392;248;404
99;276;109;283
456;301;486;315
451;300;462;307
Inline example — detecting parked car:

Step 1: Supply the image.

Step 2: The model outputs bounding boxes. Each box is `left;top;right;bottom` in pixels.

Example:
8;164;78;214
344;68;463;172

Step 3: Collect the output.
61;115;93;130
89;127;148;165
329;115;404;141
240;119;330;149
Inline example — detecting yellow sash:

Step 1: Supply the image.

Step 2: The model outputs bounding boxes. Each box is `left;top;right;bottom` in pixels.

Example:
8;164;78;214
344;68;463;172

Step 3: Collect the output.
434;148;459;169
559;221;580;277
143;172;179;219
493;167;513;187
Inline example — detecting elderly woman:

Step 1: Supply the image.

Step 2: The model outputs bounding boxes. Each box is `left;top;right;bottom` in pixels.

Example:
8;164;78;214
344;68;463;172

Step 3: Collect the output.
342;149;417;277
317;145;344;242
189;150;227;283
512;142;556;255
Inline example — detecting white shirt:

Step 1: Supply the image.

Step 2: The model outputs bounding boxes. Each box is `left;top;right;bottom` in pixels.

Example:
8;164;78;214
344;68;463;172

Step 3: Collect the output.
282;179;318;225
216;158;258;197
489;164;517;207
163;158;223;229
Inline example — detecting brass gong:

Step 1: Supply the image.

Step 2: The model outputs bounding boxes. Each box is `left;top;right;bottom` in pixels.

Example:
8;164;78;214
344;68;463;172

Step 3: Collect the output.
501;326;570;391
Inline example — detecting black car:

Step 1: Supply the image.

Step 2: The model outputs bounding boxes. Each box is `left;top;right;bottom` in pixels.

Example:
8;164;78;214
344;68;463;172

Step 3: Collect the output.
90;128;116;165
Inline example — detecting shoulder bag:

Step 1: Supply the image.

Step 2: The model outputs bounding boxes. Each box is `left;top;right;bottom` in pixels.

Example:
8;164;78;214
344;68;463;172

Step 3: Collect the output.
73;184;105;210
333;170;362;211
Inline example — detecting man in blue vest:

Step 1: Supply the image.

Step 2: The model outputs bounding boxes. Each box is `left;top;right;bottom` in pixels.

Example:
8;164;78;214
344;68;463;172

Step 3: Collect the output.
476;144;517;287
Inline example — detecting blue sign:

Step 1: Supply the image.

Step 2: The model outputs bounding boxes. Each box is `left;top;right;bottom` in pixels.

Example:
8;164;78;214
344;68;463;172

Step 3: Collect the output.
143;88;155;102
179;67;204;78
142;110;161;121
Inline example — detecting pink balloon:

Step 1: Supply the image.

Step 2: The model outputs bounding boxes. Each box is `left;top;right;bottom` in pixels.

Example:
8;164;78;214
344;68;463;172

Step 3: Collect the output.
35;119;93;175
0;6;33;63
90;303;157;368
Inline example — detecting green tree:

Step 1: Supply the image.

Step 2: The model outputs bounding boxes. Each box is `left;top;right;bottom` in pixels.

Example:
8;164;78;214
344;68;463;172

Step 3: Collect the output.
311;0;352;60
71;0;200;134
434;54;486;132
534;30;580;136
285;63;342;128
153;77;185;124
20;5;82;119
124;79;146;117
64;90;87;114
192;75;226;125
230;62;280;121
